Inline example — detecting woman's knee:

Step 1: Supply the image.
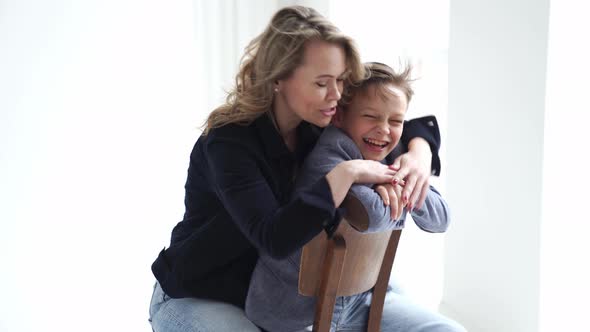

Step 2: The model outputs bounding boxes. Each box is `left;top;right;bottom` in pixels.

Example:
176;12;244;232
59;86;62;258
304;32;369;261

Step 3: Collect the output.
151;299;261;332
149;284;261;332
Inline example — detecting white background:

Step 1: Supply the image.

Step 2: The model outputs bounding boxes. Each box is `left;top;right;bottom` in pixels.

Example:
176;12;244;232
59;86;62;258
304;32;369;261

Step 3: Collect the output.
1;1;588;331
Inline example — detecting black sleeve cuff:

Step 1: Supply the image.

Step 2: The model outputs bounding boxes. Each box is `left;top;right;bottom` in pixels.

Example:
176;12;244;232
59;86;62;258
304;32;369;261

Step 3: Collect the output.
400;115;442;176
322;207;344;238
299;176;343;238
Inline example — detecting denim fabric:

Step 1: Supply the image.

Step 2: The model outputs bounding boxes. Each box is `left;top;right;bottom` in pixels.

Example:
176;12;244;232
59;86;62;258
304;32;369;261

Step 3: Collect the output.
331;290;466;332
149;282;262;332
150;281;465;332
246;257;465;332
292;289;466;332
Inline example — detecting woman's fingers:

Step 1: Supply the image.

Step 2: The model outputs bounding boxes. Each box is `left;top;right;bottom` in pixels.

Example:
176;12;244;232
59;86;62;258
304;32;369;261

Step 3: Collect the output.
390;159;409;185
388;185;399;221
406;175;430;211
393;184;405;220
375;185;390;206
406;175;419;211
414;180;429;210
390;149;433;212
354;160;396;184
376;183;404;220
401;173;417;207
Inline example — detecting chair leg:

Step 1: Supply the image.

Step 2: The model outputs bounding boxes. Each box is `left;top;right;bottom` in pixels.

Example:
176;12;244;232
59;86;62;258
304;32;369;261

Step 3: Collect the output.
367;230;402;332
313;235;346;332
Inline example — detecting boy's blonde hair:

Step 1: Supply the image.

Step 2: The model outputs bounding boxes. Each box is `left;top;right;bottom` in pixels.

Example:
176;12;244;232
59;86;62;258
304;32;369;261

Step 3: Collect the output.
204;6;365;134
340;62;414;110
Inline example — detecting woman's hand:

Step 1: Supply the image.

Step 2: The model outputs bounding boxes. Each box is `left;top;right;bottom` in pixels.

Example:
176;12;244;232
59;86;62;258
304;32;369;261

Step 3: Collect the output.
326;160;396;207
390;137;432;211
375;183;405;220
348;159;398;184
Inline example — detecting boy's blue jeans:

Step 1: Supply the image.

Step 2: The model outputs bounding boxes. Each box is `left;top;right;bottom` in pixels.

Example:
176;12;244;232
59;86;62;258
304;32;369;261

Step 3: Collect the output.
149;282;466;332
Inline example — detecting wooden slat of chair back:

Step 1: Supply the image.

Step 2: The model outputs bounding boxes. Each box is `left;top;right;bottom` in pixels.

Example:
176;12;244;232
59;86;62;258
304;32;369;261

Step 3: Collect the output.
299;221;393;297
298;194;402;332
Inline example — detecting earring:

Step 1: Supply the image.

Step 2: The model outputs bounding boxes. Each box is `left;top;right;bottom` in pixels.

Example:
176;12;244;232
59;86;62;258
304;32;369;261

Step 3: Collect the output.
274;87;279;93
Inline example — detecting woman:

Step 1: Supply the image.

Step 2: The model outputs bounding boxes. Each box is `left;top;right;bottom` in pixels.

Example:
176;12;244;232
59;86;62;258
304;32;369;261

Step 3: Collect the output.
149;6;440;332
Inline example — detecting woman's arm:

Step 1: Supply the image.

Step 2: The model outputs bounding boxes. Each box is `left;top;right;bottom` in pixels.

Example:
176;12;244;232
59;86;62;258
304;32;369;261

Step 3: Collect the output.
325;160;396;207
391;137;432;210
207;137;396;259
207;139;339;259
398;115;441;176
391;115;442;210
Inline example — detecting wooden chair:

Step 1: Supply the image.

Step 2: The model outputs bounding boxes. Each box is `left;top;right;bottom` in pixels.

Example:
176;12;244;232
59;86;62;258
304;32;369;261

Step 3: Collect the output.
299;194;402;332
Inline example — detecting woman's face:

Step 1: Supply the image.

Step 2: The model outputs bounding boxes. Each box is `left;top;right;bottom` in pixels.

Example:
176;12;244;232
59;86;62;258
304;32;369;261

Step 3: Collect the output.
274;40;347;128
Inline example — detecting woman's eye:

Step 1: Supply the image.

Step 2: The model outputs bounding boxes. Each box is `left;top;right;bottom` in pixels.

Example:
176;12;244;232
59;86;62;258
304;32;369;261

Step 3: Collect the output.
315;82;327;87
363;114;376;119
389;120;403;125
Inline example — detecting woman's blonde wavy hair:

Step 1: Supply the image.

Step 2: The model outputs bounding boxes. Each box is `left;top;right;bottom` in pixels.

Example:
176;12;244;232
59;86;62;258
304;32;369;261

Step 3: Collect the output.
203;6;365;134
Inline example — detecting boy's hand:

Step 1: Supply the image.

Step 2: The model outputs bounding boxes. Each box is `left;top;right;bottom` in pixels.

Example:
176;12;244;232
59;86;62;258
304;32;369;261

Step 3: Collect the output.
375;183;405;220
390;137;432;211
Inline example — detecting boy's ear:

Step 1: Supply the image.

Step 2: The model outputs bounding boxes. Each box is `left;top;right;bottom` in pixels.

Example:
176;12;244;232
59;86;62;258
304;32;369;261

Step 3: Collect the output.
332;106;344;128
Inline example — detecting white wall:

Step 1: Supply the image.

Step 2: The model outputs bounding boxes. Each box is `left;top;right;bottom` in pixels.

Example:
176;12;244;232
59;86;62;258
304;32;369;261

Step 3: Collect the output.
540;0;590;330
194;0;283;114
0;1;200;331
444;0;549;331
7;1;584;331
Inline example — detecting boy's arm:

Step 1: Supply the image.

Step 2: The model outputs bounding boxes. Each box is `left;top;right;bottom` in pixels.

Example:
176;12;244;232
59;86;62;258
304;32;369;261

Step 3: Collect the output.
348;184;401;233
348;143;405;233
409;185;450;233
297;127;397;233
349;183;450;234
298;127;449;234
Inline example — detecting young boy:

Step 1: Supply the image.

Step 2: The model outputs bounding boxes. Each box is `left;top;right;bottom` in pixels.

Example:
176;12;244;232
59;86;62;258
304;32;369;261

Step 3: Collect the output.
245;62;461;332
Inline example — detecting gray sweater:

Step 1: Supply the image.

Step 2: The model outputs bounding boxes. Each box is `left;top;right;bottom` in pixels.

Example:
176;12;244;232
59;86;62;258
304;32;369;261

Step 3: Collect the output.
245;125;450;332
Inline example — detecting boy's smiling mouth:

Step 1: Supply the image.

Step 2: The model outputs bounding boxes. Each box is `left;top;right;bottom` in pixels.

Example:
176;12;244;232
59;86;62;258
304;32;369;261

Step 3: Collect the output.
362;137;389;149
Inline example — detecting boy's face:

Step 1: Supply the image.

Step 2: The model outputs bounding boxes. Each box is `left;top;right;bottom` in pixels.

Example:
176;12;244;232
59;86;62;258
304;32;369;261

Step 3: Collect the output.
334;84;408;161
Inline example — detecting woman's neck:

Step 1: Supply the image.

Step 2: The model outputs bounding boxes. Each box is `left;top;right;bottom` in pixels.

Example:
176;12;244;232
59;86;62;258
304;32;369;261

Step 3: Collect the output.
272;104;301;152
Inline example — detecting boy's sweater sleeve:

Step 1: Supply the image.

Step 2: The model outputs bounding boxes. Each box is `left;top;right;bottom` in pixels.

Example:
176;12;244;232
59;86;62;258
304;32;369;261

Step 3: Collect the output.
305;127;400;233
298;127;450;234
350;184;450;233
349;184;400;233
409;186;450;233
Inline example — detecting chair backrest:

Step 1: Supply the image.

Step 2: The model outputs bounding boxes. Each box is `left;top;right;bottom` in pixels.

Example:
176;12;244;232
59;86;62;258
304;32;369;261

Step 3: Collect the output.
298;194;402;332
299;220;393;296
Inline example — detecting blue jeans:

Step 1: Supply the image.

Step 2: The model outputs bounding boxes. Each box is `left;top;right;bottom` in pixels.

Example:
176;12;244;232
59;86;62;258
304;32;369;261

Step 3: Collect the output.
149;282;465;332
148;282;262;332
296;290;467;332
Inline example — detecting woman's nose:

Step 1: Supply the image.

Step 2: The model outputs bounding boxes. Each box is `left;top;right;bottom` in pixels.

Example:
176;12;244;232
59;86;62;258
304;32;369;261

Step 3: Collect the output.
327;82;341;101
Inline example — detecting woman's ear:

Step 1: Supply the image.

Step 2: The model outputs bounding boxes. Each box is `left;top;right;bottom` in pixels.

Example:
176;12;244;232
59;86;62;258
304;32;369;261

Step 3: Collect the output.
332;106;344;127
